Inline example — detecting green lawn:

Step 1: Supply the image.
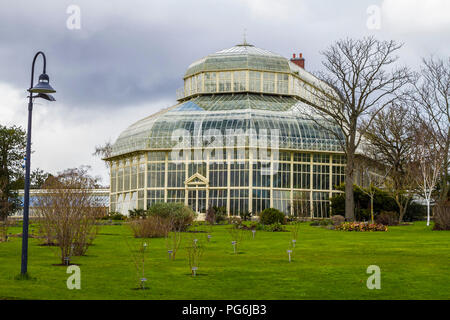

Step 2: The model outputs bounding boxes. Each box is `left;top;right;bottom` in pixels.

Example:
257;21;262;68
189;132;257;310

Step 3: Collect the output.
0;221;448;300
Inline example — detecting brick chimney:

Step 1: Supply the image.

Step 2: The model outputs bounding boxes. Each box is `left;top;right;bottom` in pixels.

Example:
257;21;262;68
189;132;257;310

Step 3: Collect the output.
290;52;305;69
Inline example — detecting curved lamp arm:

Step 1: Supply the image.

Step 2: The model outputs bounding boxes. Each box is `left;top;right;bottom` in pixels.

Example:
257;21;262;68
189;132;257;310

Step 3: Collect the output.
29;51;47;90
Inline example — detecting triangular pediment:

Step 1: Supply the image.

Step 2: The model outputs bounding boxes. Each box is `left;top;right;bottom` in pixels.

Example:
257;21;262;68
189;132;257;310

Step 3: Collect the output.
185;173;208;185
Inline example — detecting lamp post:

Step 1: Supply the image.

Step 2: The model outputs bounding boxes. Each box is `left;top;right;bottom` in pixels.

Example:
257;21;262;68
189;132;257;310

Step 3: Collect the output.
20;51;56;275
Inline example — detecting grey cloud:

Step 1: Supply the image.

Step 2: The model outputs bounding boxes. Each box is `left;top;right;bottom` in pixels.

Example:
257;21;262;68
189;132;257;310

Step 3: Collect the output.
0;0;448;113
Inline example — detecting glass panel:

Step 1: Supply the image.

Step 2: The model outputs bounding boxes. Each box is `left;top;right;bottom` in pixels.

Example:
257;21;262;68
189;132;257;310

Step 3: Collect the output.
249;71;261;92
263;72;275;93
252;189;270;214
147;163;165;188
218;72;232;92
233;71;247;92
205;72;217;93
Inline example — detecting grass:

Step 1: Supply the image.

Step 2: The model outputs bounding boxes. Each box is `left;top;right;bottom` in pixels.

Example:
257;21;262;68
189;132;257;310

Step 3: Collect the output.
0;221;448;300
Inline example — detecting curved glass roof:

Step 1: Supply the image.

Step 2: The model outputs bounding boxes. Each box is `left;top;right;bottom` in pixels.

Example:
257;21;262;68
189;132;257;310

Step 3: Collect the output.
185;43;291;77
110;43;345;158
171;94;299;112
111;94;344;157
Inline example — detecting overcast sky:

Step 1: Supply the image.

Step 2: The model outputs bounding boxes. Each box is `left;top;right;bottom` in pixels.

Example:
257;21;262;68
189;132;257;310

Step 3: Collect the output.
0;0;449;185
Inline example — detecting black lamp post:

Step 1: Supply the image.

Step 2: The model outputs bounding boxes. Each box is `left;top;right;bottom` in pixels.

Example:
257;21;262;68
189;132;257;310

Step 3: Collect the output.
20;51;56;275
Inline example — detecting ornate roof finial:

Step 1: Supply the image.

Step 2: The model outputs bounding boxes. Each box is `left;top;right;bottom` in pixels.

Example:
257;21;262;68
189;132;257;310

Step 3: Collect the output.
236;28;254;47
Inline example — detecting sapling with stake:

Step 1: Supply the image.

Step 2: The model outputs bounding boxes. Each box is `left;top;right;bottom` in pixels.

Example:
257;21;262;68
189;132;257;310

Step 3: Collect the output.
291;221;300;248
228;225;244;254
125;237;150;290
165;218;182;260
186;235;204;277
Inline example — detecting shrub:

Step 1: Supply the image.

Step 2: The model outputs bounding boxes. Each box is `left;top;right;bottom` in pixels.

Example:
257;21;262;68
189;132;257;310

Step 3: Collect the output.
331;215;345;226
35;167;102;264
147;202;196;231
239;211;252;221
129;215;172;238
102;212;126;221
239;221;260;230
228;216;242;225
336;222;388;232
264;222;286;232
310;219;332;226
213;206;228;224
433;202;450;231
205;207;216;225
128;209;147;219
259;208;286;225
0;218;12;242
376;211;398;226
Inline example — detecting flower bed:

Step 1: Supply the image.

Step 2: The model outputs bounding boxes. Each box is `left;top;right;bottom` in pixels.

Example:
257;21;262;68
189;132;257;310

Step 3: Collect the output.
336;222;388;232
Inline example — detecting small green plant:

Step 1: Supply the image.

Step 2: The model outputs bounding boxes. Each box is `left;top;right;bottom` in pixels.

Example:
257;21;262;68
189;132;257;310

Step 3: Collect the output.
264;222;286;232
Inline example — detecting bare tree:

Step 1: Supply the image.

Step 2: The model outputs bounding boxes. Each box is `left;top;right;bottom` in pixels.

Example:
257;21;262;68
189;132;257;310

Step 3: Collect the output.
92;140;113;169
35;166;103;264
291;191;311;219
186;235;204;276
361;166;389;224
411;56;450;203
411;123;444;226
125;237;150;290
165;220;183;261
363;104;416;222
305;36;410;221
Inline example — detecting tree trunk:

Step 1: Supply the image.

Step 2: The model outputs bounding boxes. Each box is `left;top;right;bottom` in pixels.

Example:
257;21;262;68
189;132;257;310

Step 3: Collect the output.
426;199;430;227
370;196;374;224
439;135;449;203
345;152;355;221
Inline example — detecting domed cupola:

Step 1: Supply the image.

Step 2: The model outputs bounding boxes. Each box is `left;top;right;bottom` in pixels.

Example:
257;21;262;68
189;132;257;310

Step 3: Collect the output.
110;43;344;158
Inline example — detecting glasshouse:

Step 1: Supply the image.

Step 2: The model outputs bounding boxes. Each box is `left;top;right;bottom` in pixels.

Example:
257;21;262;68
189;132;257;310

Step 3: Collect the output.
106;42;347;218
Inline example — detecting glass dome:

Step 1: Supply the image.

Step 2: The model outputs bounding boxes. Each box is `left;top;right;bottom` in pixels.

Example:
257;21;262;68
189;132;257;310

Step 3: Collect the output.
185;43;291;77
108;43;346;219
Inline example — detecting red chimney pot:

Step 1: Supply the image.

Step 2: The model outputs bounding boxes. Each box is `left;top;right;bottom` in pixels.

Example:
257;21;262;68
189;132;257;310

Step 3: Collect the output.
290;52;305;69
